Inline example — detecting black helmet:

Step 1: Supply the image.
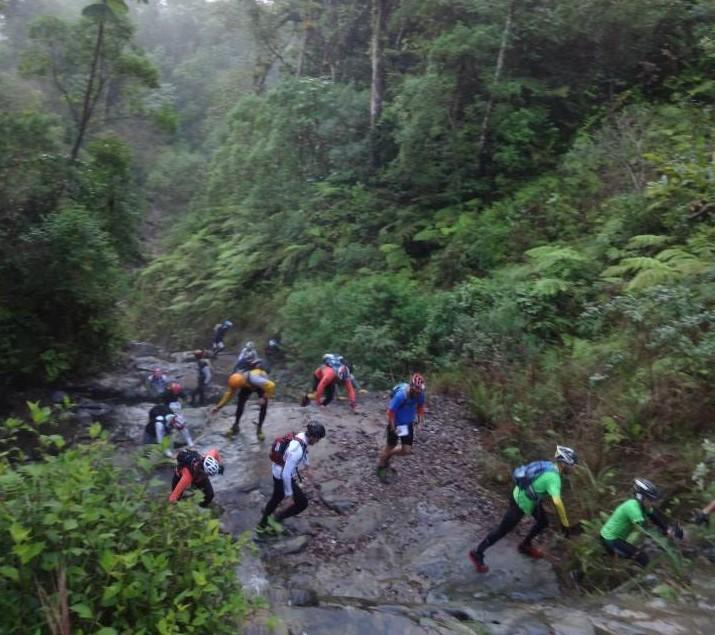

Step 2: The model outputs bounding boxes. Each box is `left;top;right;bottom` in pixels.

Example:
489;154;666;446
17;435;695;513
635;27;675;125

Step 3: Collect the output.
633;478;659;501
306;421;326;441
554;445;578;465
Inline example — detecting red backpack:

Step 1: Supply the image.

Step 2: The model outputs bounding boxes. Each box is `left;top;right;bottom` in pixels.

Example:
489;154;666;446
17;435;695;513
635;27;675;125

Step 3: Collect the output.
269;432;306;466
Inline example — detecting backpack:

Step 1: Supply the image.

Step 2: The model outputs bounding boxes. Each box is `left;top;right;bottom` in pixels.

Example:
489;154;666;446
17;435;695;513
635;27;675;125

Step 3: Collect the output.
177;448;203;474
269;432;306;467
512;460;557;500
390;383;408;399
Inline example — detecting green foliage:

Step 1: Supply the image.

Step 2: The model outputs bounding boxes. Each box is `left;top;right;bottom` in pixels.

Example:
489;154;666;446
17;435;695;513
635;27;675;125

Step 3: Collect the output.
0;423;249;633
0;205;125;382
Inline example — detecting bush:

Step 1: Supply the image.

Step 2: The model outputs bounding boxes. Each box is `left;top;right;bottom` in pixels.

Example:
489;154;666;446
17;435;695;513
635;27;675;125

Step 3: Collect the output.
0;420;250;634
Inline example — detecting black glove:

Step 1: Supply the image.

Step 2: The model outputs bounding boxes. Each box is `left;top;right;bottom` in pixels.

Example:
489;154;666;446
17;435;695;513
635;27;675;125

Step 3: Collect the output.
218;464;225;476
669;522;684;540
694;510;709;527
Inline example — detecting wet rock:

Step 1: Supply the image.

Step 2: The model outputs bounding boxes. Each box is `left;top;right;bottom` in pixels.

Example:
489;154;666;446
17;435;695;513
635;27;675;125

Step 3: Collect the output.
270;535;310;555
321;494;355;514
288;588;319;607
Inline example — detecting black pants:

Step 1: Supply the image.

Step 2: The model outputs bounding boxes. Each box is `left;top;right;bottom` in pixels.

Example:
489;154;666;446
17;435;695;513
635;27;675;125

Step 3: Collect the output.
171;472;214;507
475;496;548;554
191;383;207;407
232;388;267;432
601;536;649;567
259;476;308;525
312;376;335;406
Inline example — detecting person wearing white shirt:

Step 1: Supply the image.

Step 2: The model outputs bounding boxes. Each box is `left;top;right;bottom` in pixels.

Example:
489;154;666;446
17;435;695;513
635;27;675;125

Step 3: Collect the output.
258;421;326;532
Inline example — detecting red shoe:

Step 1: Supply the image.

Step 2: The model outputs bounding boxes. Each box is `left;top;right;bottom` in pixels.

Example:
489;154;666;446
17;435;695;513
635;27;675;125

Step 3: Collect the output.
468;550;489;573
518;543;544;559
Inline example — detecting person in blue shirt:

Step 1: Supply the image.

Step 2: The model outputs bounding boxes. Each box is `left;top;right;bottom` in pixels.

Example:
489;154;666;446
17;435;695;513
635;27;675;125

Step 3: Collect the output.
376;373;426;483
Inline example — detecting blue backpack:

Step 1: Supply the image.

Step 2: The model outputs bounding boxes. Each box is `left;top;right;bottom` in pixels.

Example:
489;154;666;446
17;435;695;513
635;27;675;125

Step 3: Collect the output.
512;461;557;500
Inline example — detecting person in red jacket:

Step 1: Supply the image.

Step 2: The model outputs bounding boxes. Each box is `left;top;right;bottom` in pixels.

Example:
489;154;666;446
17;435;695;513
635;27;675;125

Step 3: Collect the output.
302;359;357;411
168;448;223;508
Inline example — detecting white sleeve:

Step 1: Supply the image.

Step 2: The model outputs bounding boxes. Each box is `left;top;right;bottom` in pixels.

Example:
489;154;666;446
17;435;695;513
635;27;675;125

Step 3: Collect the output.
155;419;165;444
281;443;301;497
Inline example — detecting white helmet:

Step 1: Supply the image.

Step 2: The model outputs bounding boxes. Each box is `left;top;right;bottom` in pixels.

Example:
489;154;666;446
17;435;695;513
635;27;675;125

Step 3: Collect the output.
554;445;578;465
203;455;220;477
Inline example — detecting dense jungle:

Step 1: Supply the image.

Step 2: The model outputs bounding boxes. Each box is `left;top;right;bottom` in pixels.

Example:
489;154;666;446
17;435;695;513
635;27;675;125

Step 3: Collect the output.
1;0;714;633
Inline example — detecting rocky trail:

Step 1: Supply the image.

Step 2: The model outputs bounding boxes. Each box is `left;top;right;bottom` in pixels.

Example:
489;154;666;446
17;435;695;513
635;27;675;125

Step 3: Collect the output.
64;343;715;634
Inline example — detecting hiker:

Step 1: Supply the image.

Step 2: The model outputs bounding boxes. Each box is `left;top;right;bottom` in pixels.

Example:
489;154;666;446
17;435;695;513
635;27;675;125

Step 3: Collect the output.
211;319;233;357
376;373;426;483
257;421;326;533
468;445;579;573
190;349;212;407
265;333;282;358
600;478;684;566
158;382;187;410
233;340;258;373
211;361;275;439
301;354;357;411
143;403;194;456
147;368;168;400
169;448;224;507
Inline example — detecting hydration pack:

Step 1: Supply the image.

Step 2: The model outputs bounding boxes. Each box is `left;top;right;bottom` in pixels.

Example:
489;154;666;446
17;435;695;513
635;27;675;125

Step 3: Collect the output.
390;382;408;399
176;448;203;475
269;432;306;466
512;461;557;500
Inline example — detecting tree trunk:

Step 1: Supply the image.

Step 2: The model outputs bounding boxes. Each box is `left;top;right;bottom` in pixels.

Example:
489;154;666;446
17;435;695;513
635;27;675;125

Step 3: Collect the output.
476;0;516;171
369;0;388;130
71;17;105;161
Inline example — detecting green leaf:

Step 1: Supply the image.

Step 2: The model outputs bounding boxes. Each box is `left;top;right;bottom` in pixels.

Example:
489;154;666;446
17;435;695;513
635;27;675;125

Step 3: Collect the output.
71;603;94;619
9;523;31;544
99;550;118;574
192;570;207;586
105;0;129;14
13;541;45;564
89;422;103;438
96;628;119;635
0;566;19;582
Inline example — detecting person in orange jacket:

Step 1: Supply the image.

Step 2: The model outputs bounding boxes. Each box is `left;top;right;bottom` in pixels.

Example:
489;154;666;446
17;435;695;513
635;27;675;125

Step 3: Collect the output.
168;448;223;507
302;355;356;411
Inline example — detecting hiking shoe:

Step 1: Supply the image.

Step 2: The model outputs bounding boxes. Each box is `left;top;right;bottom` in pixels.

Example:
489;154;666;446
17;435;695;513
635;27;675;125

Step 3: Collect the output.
468;550;489;574
518;543;544;559
300;395;310;407
266;517;284;535
256;431;265;441
376;466;389;483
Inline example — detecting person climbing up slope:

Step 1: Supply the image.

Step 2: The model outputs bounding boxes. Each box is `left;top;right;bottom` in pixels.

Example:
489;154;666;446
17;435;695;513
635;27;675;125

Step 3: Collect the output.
143;403;194;456
211;360;275;439
211;319;233;358
169;448;224;507
376;373;426;483
301;354;357;411
257;421;326;534
600;478;684;566
190;349;212;407
469;445;578;573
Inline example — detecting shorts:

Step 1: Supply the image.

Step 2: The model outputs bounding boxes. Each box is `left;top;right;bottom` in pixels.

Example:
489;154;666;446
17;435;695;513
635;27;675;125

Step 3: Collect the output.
387;423;413;447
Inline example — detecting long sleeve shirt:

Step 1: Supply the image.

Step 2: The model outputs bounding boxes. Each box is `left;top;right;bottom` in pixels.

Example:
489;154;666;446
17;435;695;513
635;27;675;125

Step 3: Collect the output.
271;432;309;497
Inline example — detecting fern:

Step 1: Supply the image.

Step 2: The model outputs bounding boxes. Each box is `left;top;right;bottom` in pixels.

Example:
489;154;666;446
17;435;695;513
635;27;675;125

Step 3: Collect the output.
626;234;670;249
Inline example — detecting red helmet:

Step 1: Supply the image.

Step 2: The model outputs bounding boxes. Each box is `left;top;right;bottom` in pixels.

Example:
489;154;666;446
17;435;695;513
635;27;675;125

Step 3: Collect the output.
409;373;425;392
168;382;183;395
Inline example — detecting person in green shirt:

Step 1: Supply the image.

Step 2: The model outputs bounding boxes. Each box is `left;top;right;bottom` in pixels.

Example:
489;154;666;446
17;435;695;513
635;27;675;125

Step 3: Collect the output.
600;478;682;567
468;445;578;574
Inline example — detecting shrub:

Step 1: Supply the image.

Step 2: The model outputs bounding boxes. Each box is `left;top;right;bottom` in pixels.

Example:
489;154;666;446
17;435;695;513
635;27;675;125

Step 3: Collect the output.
0;417;250;634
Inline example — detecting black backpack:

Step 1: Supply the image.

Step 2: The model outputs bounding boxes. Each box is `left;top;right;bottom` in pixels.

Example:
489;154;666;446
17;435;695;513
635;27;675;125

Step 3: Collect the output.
176;448;203;474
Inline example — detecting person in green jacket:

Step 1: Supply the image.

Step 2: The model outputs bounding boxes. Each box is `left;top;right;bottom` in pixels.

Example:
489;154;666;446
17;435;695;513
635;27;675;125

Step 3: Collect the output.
468;445;578;574
600;478;683;567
